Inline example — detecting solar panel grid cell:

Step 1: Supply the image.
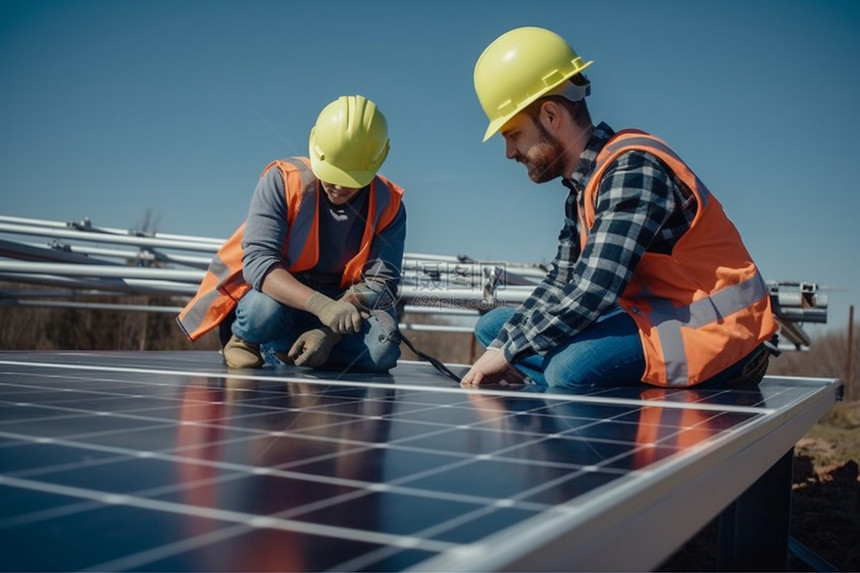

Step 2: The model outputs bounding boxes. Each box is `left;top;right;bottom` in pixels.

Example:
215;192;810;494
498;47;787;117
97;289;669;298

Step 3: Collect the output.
0;351;840;572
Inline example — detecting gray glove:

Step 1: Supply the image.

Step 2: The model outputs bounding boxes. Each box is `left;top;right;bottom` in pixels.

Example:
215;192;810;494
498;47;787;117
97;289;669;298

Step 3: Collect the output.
282;328;341;368
304;292;362;334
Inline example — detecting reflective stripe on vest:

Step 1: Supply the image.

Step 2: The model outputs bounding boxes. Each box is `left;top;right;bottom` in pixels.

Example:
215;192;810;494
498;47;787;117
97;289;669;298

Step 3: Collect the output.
581;130;776;386
175;222;251;339
181;255;230;331
283;158;319;273
631;272;770;384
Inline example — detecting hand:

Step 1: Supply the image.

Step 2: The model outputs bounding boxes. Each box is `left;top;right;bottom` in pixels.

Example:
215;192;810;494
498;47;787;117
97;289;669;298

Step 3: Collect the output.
339;287;372;319
342;281;396;312
283;328;341;368
304;292;363;334
460;348;526;387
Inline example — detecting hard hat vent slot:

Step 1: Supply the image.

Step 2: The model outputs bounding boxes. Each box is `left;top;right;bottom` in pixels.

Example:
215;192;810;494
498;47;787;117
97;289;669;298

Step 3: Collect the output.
497;100;515;115
542;70;564;87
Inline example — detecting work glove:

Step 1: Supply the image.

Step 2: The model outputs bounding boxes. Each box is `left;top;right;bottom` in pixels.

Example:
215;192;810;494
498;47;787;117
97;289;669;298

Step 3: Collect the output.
304;292;363;334
281;328;341;368
342;281;398;311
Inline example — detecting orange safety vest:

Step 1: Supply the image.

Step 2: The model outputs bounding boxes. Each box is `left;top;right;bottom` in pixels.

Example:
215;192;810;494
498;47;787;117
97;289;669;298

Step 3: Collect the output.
176;157;404;341
580;130;777;387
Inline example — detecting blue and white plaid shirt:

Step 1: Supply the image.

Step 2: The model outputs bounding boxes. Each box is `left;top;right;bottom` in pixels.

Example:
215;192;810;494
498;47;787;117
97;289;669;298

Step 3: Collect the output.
490;122;697;362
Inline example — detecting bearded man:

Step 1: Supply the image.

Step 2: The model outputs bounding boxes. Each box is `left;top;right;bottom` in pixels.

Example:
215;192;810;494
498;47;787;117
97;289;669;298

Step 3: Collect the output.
462;27;776;390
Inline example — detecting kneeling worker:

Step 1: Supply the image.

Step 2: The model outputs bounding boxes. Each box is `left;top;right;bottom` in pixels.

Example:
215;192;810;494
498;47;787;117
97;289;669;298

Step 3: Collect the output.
462;27;777;389
177;95;406;372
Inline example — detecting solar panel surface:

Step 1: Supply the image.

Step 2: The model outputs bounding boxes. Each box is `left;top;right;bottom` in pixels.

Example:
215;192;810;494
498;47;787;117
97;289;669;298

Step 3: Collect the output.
0;351;840;572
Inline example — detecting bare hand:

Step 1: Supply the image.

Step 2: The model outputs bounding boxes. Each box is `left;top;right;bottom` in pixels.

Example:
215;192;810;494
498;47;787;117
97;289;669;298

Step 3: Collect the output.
460;348;526;387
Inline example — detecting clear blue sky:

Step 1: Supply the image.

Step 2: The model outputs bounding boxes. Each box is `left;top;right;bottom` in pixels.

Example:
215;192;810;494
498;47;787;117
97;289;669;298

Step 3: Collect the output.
2;0;858;337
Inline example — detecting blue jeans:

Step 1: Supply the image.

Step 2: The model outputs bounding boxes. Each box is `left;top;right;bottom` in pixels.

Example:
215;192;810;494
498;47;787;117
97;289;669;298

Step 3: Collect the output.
231;288;401;373
475;306;646;389
475;307;766;389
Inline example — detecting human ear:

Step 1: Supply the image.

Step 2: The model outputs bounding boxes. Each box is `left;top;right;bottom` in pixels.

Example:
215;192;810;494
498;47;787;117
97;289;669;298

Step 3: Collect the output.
540;101;562;130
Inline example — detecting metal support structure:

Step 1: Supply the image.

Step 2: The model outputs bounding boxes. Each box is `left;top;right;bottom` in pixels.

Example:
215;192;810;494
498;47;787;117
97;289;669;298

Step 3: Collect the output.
768;281;830;350
0;215;828;346
717;448;794;571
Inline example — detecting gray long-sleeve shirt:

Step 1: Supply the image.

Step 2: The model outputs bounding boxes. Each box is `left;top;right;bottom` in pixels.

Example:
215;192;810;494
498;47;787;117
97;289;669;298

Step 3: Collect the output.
240;164;407;295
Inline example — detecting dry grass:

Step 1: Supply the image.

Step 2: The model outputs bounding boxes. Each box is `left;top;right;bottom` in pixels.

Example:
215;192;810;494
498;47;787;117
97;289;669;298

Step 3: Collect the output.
798;400;860;469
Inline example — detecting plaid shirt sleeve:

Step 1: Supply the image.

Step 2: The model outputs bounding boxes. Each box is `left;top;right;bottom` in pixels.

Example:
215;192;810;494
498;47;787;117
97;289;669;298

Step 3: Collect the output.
490;149;684;363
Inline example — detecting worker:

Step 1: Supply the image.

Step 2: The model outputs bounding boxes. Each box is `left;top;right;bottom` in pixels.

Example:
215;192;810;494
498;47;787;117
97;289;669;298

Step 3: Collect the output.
177;95;406;371
462;27;777;389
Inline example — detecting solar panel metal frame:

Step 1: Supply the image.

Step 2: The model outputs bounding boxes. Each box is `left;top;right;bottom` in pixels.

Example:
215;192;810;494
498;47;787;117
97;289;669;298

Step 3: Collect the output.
0;350;841;572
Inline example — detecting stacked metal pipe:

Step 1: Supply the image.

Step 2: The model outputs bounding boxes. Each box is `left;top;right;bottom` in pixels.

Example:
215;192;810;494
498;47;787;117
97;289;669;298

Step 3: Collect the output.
0;215;826;349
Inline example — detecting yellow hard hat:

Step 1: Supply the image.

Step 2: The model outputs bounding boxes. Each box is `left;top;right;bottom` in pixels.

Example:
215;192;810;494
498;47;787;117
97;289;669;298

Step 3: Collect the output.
474;27;594;142
309;95;390;188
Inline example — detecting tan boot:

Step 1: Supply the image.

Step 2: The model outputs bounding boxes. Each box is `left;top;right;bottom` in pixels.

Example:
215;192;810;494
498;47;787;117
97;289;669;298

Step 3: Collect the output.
223;335;263;368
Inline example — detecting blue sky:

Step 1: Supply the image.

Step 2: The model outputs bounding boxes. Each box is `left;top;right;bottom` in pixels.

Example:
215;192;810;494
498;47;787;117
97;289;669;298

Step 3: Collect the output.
2;0;859;336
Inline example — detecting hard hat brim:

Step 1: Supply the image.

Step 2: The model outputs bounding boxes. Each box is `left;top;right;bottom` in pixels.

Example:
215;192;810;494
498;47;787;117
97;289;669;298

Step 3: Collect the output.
310;155;376;188
483;117;510;143
481;59;593;142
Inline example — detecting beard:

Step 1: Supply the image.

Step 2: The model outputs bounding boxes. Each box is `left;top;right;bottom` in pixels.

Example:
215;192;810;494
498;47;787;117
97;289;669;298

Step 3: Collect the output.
517;127;566;183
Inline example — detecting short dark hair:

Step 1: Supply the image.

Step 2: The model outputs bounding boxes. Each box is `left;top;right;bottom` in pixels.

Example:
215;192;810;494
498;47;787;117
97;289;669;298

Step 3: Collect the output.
524;75;592;128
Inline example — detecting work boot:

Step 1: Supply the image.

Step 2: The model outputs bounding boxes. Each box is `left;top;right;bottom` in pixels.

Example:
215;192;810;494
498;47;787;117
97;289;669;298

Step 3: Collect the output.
223;334;263;368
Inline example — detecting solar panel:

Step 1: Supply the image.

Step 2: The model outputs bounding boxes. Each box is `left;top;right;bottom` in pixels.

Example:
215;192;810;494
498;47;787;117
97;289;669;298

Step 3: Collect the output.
0;351;840;571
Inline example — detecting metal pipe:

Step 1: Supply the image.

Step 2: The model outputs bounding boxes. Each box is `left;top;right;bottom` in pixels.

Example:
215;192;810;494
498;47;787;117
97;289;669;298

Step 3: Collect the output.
0;297;481;335
402;306;479;316
398;323;475;334
0;222;221;253
0;261;205;282
0;215;225;245
0;273;199;296
0;215;827;353
17;241;214;269
0;238;120;266
0;298;183;313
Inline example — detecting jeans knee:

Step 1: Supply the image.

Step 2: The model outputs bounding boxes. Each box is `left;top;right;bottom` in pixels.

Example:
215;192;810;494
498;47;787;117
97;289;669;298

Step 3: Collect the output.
366;341;401;372
346;310;401;372
544;361;583;389
234;290;306;344
544;352;644;389
475;308;514;347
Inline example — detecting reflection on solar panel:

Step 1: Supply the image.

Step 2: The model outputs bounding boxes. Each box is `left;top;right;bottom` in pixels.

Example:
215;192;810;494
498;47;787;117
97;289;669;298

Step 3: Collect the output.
0;351;840;571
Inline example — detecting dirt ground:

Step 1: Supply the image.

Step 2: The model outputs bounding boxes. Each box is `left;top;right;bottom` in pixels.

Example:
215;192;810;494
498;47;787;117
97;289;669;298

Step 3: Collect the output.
660;401;860;572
